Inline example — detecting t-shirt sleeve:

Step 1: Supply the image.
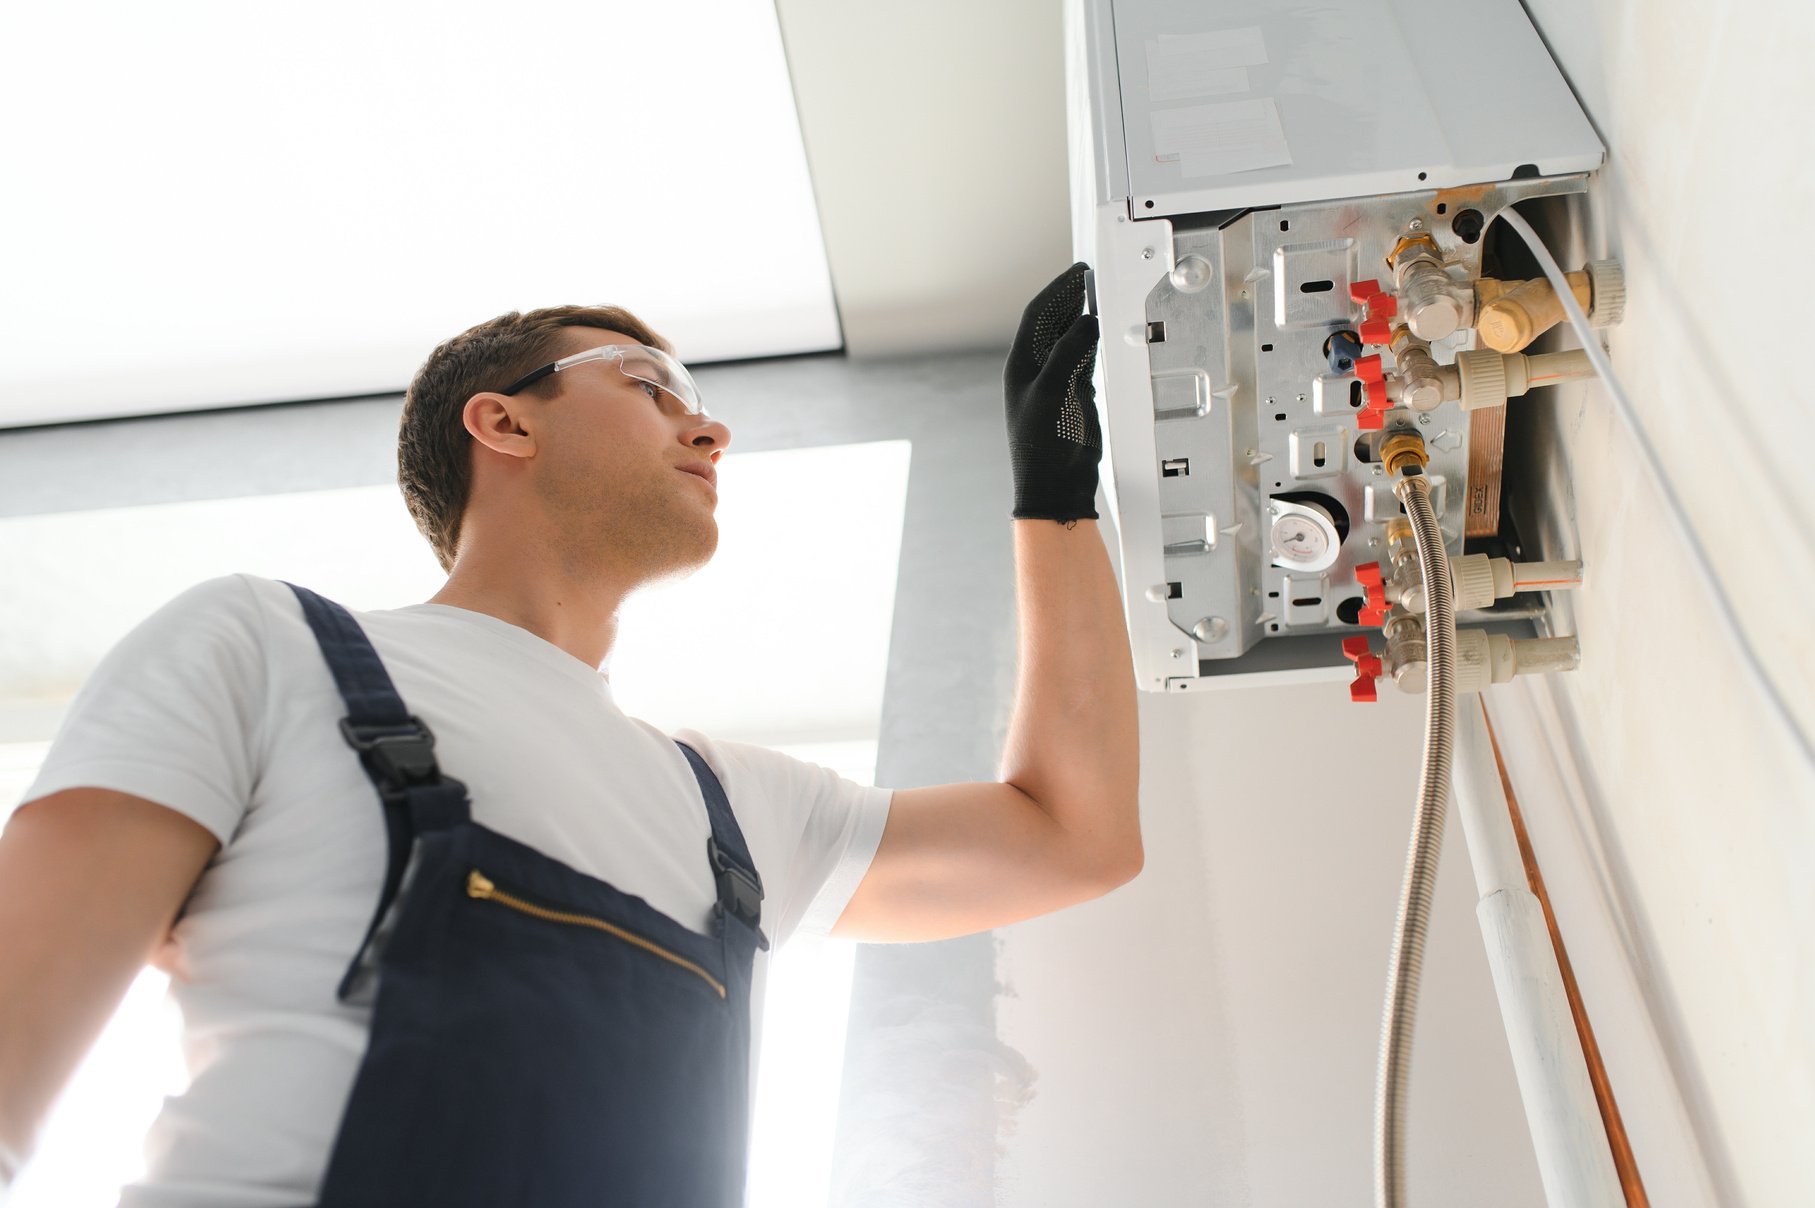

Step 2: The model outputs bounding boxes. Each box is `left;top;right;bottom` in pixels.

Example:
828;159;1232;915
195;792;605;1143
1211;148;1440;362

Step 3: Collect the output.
15;574;269;846
671;732;891;947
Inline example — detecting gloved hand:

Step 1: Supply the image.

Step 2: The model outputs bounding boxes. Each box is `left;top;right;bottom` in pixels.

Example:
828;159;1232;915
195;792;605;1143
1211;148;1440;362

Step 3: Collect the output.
1003;262;1103;522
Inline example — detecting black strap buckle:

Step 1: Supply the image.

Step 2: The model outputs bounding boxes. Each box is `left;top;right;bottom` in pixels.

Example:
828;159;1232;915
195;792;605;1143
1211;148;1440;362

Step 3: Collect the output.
338;716;441;799
707;836;764;930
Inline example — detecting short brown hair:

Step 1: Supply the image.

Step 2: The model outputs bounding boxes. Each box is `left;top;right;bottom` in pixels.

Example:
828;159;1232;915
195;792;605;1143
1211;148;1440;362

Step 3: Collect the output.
398;304;673;572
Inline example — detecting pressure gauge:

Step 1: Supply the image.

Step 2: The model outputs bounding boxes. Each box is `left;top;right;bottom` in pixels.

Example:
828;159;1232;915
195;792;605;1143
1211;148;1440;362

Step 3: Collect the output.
1273;515;1330;563
1269;498;1342;573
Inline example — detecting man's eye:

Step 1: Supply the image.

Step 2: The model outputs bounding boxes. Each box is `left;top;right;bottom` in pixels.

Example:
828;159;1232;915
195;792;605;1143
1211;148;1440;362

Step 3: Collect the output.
638;380;662;402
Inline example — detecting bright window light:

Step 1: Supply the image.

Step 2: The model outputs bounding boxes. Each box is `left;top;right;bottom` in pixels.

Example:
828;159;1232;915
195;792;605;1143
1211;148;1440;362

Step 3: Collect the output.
747;739;877;1208
0;442;912;743
0;2;840;428
0;440;909;1206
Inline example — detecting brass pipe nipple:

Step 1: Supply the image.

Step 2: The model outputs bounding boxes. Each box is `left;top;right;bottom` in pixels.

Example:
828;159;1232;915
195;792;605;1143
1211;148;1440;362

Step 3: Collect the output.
1381;432;1429;476
1386;232;1440;272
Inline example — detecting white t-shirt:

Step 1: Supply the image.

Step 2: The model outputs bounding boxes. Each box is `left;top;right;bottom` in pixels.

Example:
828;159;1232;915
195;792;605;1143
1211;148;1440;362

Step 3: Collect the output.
16;573;892;1207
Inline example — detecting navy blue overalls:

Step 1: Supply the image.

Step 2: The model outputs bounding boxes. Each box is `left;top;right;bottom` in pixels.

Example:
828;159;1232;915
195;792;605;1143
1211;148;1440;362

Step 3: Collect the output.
282;582;769;1207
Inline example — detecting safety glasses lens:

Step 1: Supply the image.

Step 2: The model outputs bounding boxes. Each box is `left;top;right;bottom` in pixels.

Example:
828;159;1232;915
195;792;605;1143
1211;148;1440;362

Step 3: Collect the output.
614;346;704;415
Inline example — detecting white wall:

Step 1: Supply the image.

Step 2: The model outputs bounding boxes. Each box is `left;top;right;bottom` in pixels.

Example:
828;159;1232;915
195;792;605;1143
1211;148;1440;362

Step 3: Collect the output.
1489;2;1815;1203
995;684;1545;1205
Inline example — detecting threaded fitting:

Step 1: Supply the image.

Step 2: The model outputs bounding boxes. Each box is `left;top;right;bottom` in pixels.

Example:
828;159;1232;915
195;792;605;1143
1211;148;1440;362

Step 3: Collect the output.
1456;349;1508;411
1387;232;1441;273
1586;258;1626;328
1381;432;1429;476
1452;554;1498;611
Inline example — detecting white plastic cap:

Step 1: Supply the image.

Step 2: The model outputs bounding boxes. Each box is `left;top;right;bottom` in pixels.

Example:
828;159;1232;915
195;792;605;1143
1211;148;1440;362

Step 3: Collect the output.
1456;349;1509;411
1586;259;1626;328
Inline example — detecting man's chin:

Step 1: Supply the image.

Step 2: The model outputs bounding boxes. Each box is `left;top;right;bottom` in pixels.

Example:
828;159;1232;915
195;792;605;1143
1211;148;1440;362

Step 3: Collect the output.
643;525;718;584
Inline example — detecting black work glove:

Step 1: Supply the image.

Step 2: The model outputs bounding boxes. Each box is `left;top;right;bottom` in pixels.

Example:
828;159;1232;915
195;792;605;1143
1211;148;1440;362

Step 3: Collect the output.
1003;261;1103;522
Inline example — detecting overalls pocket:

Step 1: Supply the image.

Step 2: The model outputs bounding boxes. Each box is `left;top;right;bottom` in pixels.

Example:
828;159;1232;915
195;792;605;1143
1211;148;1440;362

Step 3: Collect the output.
464;867;728;999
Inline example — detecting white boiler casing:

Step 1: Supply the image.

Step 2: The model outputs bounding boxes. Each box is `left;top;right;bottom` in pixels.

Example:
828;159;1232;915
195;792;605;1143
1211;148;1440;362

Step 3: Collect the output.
1064;0;1603;693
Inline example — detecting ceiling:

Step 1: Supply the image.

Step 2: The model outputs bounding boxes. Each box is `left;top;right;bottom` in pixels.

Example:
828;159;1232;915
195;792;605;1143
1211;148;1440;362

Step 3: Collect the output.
0;1;845;426
772;0;1074;359
0;2;1072;430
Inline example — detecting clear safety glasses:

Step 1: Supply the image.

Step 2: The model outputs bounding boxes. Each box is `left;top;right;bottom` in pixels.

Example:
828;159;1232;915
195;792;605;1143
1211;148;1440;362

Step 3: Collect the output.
500;343;707;415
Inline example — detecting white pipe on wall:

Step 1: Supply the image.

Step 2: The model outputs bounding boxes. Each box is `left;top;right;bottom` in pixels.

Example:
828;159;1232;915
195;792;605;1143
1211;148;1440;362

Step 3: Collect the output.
1455;700;1624;1208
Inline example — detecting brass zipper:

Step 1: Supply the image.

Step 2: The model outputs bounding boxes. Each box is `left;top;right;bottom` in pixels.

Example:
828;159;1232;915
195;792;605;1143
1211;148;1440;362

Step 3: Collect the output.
465;869;726;999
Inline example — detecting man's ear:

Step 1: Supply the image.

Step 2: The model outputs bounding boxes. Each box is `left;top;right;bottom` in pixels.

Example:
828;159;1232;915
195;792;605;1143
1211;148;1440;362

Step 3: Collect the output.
463;392;538;460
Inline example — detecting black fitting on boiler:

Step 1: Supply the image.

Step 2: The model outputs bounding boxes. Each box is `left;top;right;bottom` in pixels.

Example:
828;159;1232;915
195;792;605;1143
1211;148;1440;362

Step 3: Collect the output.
1324;328;1364;375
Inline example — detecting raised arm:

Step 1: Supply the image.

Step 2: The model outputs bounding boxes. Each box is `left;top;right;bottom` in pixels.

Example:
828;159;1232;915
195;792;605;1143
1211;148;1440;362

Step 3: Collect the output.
831;263;1140;943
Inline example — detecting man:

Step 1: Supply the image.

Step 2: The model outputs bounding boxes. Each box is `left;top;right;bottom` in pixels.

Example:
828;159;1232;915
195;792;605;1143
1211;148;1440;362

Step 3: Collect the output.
0;262;1139;1205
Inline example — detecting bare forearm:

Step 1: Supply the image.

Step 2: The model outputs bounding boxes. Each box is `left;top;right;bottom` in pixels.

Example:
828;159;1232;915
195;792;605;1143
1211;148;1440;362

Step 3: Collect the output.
0;792;217;1169
1000;519;1141;875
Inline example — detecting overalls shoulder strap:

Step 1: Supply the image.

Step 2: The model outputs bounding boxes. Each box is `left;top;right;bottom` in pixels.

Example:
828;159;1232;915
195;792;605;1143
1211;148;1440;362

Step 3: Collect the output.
282;582;472;998
283;583;772;968
675;741;770;952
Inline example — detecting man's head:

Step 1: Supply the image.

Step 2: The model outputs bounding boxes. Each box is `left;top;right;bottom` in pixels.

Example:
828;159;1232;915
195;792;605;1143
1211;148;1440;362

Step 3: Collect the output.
399;305;730;579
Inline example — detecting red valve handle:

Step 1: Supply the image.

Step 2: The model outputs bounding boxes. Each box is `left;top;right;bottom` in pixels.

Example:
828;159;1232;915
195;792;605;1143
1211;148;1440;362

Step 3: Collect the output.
1354;356;1391;427
1351;279;1399;346
1342;636;1382;672
1354;566;1390;626
1342;635;1382;702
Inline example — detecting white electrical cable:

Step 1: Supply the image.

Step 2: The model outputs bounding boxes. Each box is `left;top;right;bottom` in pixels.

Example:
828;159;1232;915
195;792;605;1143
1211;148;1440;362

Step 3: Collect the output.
1495;207;1815;771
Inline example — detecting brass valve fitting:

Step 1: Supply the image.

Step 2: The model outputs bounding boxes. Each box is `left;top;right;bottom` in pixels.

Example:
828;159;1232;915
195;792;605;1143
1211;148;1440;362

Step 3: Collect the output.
1385;232;1441;272
1386;327;1445;411
1380;432;1429;476
1473;260;1625;352
1388;232;1469;341
1385;517;1416;561
1382;519;1425;610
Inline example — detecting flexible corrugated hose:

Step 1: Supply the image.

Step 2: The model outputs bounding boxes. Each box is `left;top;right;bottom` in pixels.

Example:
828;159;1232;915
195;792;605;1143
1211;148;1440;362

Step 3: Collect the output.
1374;469;1458;1208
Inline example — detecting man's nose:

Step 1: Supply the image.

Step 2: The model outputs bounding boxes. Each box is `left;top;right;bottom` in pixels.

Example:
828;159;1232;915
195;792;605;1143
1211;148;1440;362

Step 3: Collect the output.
684;414;732;457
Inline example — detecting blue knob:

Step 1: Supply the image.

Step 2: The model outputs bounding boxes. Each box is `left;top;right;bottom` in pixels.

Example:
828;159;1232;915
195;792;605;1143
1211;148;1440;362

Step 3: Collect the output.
1325;329;1363;375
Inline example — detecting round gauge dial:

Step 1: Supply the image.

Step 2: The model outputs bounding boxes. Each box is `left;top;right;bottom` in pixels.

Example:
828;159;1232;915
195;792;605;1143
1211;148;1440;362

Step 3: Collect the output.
1271;513;1332;565
1268;498;1343;572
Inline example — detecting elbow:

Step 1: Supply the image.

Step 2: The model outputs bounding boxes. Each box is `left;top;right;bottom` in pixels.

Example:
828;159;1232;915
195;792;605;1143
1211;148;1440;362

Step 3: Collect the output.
1107;839;1144;889
1079;826;1143;896
1107;794;1145;887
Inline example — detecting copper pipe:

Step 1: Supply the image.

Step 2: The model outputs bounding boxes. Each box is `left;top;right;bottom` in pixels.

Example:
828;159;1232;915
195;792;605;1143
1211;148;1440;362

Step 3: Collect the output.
1481;705;1649;1208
